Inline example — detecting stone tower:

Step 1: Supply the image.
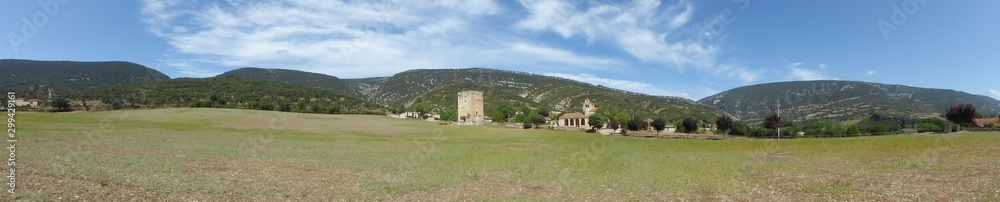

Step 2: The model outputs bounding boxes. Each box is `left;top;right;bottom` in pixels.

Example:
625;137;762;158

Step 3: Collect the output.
582;98;597;116
457;90;484;123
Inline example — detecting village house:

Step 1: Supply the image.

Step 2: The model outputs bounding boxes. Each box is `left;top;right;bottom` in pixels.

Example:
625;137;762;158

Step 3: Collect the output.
10;99;25;107
26;99;42;107
399;111;422;119
5;98;43;108
971;116;1000;128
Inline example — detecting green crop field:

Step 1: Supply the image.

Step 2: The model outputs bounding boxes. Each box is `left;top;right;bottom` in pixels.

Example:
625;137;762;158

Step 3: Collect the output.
9;108;1000;200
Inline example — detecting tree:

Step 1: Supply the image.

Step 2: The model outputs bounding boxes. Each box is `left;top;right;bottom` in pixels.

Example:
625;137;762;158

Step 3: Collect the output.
326;105;341;114
391;104;406;114
870;124;889;135
52;98;72;112
682;117;699;134
715;115;735;139
609;120;620;135
412;102;430;119
278;103;291;112
440;110;458;122
488;111;506;123
613;112;631;127
731;121;750;137
945;104;978;129
521;110;542;125
651;118;667;137
531;114;547;128
588;113;607;131
626;119;641;134
846;124;862;136
764;113;783;137
595;106;621;120
537;107;551;117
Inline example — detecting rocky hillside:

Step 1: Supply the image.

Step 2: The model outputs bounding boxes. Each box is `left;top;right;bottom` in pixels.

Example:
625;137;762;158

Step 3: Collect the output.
698;80;1000;123
220;67;722;120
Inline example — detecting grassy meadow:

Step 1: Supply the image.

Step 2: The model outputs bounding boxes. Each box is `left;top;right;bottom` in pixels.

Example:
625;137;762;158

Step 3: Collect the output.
9;108;1000;200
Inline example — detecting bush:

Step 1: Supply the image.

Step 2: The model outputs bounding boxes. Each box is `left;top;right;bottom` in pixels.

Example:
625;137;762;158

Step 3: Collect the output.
870;124;889;135
52;98;73;112
522;122;533;129
846;124;862;135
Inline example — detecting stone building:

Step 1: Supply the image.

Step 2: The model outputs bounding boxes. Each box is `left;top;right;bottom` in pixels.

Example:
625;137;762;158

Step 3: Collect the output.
457;90;484;124
559;99;599;128
582;98;597;116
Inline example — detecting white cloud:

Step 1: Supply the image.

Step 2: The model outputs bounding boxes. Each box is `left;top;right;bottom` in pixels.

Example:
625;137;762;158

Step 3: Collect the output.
516;0;719;70
819;63;827;69
141;0;626;78
867;70;877;75
785;62;835;81
543;73;691;98
139;0;762;87
989;89;1000;97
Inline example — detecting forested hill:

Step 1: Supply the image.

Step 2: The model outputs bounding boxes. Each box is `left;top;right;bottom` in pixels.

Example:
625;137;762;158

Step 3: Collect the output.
71;77;384;114
351;68;723;121
698;80;1000;123
0;59;169;98
221;67;724;121
216;68;358;97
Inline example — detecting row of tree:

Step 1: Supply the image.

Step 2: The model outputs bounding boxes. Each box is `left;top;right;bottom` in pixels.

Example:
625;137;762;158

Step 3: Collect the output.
575;103;982;139
62;77;385;115
389;98;983;138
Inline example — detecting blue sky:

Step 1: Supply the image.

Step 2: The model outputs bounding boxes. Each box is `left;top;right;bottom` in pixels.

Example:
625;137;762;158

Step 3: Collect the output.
3;0;999;100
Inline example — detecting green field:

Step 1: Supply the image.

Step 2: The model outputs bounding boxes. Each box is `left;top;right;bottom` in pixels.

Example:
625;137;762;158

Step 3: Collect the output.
10;108;1000;200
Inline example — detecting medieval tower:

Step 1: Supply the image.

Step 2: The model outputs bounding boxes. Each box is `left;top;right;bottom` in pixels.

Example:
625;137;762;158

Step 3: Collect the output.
457;90;484;123
582;98;597;116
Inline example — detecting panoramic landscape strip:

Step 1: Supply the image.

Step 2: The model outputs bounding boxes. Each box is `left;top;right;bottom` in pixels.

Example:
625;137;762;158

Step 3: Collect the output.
3;0;1000;200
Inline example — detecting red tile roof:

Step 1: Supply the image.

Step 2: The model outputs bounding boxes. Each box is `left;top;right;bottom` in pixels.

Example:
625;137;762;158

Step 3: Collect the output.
972;118;999;127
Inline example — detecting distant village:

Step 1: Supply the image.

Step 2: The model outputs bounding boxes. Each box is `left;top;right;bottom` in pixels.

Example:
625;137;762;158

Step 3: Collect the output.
390;90;1000;137
390;90;682;135
6;98;44;108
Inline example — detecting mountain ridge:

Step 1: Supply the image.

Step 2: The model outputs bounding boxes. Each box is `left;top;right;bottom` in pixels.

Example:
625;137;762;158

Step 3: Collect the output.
4;59;996;124
698;80;1000;123
217;67;721;121
0;59;169;98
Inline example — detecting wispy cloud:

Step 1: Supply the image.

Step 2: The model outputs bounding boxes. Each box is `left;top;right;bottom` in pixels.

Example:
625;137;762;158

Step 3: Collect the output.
514;0;766;84
867;70;877;75
139;0;625;78
819;63;827;69
544;73;692;98
989;89;1000;97
138;0;763;94
785;62;835;81
516;0;723;70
